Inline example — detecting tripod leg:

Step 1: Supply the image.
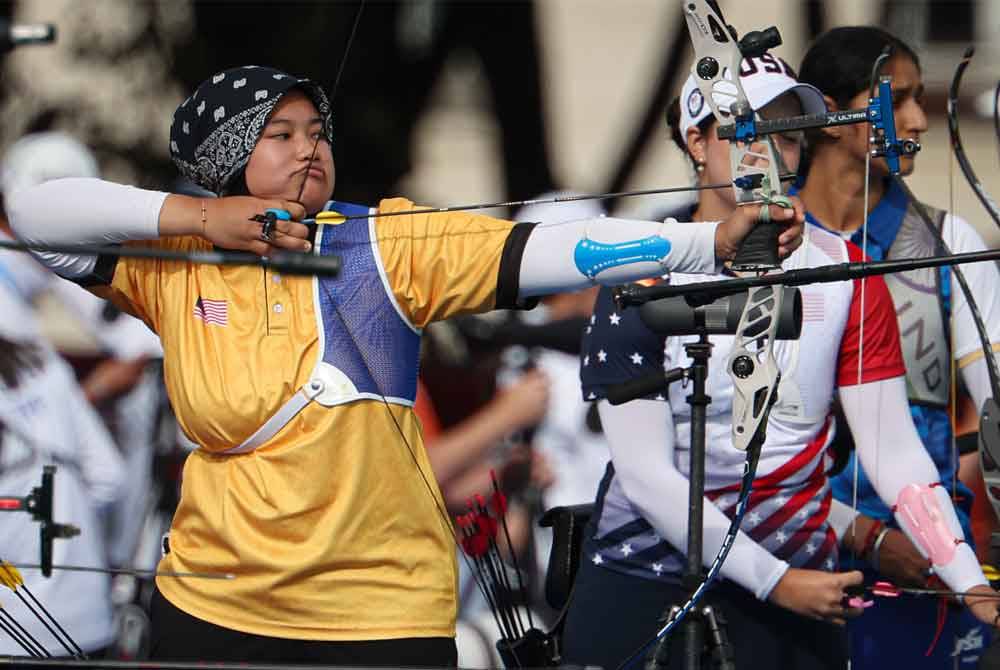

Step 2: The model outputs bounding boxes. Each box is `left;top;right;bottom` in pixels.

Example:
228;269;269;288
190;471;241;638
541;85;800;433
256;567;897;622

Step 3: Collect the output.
702;605;736;670
644;606;682;670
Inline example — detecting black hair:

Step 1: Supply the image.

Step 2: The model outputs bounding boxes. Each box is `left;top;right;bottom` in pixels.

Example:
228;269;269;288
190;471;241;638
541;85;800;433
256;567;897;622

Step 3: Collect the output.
665;96;714;169
797;27;920;178
799;26;921;111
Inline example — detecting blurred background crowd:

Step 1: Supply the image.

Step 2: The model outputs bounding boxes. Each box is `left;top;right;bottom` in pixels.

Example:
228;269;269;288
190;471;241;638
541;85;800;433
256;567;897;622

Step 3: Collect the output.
0;0;999;666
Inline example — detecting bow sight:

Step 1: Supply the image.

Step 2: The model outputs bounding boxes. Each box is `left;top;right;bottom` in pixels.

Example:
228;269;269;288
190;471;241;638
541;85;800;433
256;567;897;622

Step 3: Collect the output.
713;66;921;178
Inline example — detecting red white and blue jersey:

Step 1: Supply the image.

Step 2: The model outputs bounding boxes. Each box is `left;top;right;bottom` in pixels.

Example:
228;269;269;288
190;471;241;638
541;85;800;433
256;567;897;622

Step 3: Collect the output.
580;224;906;583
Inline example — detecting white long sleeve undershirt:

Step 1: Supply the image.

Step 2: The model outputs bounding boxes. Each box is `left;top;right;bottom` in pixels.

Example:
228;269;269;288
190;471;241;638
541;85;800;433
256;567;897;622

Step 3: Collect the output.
602;376;986;603
840;376;987;594
598;398;790;601
9;178;722;296
7;178;167;278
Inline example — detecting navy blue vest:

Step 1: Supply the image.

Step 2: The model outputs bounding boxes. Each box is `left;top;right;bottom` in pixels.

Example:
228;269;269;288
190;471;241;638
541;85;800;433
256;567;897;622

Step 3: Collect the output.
311;201;421;405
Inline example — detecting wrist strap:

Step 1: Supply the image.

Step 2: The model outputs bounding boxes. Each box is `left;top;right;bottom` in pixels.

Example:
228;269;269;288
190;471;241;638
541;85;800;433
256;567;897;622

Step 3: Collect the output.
861;519;885;557
870;526;891;573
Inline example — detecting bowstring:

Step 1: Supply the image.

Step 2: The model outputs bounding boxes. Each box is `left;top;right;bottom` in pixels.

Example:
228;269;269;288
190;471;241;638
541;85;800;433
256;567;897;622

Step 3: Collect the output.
294;0;366;208
949;112;959;504
994;81;1000;168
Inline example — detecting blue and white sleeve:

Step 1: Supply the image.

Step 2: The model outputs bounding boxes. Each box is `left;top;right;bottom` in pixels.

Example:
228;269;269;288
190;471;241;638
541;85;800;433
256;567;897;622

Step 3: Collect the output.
518;217;718;298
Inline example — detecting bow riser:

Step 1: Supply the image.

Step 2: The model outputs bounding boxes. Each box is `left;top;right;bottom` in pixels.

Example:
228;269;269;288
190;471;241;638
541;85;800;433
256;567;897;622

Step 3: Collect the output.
682;2;785;215
683;0;786;450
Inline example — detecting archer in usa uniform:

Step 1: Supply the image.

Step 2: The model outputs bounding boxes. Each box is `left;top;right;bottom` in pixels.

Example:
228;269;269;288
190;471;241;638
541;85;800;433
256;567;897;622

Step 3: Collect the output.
9;65;804;665
561;60;1000;670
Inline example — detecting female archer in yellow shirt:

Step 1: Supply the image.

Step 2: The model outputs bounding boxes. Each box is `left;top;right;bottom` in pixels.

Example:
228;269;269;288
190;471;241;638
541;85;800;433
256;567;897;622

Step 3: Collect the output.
8;64;803;665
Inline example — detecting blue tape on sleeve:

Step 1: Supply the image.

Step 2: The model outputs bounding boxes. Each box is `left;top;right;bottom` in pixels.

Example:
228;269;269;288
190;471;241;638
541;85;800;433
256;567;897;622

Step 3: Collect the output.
573;236;671;279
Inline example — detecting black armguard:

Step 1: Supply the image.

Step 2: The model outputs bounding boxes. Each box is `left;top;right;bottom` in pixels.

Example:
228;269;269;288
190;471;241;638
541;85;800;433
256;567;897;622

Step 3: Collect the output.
74;251;119;287
495;221;539;310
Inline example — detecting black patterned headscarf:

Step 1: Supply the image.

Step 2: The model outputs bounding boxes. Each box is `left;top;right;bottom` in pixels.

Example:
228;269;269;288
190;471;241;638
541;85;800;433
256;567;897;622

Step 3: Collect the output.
169;65;333;195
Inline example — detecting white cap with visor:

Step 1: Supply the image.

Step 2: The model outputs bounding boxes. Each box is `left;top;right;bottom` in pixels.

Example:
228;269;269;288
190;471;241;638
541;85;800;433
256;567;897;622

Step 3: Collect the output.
678;56;827;137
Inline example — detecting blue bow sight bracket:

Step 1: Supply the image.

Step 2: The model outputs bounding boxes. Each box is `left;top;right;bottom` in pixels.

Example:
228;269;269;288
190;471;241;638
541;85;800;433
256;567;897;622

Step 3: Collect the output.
718;77;921;173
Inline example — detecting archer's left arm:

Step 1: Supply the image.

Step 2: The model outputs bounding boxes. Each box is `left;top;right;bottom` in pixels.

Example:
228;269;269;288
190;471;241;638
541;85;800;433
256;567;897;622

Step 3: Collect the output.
838;269;995;610
841;378;988;591
374;197;802;326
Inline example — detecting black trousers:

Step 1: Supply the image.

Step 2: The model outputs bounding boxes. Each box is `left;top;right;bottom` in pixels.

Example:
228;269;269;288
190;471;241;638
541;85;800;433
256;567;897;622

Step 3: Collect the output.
150;587;457;667
562;558;847;670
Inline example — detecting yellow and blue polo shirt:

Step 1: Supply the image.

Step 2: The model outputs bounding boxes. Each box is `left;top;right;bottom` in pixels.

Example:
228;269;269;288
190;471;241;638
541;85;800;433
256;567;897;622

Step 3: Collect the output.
91;197;529;641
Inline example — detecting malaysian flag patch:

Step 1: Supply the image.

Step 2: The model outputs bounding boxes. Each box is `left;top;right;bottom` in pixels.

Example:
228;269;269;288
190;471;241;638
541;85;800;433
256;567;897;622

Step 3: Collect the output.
193;297;228;326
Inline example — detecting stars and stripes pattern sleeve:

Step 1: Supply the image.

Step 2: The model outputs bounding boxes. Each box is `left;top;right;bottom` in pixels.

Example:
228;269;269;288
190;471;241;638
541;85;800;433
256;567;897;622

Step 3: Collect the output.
580;284;668;402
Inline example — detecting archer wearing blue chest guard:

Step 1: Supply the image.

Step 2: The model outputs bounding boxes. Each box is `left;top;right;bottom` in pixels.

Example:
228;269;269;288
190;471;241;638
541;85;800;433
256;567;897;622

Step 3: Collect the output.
797;27;1000;669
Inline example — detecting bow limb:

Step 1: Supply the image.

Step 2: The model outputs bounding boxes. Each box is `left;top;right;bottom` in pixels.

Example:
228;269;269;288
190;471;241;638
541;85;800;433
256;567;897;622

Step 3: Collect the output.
945;46;1000;528
948;47;1000;230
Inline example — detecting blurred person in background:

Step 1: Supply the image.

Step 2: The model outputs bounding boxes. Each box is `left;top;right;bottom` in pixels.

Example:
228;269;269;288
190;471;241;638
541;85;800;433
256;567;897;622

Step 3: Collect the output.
421;372;552;513
796;26;1000;668
414;373;553;667
0;317;125;659
0;134;126;656
0;131;169;659
1;132;165;571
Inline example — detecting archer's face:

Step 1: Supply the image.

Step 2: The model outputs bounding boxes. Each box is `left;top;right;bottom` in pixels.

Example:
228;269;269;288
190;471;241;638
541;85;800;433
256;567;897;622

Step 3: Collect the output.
245;90;335;215
844;56;927;177
759;93;806;176
691;92;804;209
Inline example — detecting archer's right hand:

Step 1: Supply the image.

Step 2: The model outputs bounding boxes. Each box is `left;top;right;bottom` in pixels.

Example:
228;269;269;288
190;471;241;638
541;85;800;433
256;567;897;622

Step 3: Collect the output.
159;196;310;255
203;197;309;255
494;369;551;430
768;567;864;625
